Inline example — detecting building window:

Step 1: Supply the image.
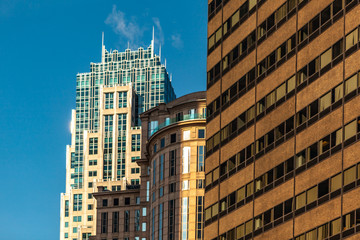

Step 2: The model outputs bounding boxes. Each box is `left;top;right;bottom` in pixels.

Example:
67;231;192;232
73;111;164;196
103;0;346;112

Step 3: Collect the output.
319;92;331;111
153;159;156;186
176;112;183;121
197;146;205;172
131;179;140;185
65;222;68;228
182;197;189;240
197;179;204;189
142;207;147;216
131;168;140;174
82;233;91;239
169;183;176;193
125;197;131;205
105;93;114;109
113;212;119;233
73;194;82;211
159;187;164;197
114;198;119;206
346;28;358;50
88;182;93;188
73;216;81;222
331;218;341;236
73;227;77;233
331;173;342;192
89;160;97;166
169;150;176;176
159;203;163;240
149;121;158;136
64;233;68;239
189;109;196;118
101;212;108;233
142;222;147;232
146;181;150;202
198;129;205;138
151;208;155;240
135;209;140;231
89;138;98;155
320;48;332;69
124;211;130;232
117;113;127;180
182;180;189;190
65;200;69;217
196;196;204;240
344;166;356;186
345;74;358;95
88;171;97;177
102;199;108;207
344;120;357;141
103;115;114;180
169;200;175;240
154;143;157;153
182;147;191;174
160;138;165;148
111;186;121;191
183;130;190;140
170;133;177;143
343;212;355;230
160;154;164;181
132;134;141;152
118;91;128;108
131;156;140;162
88;204;93;210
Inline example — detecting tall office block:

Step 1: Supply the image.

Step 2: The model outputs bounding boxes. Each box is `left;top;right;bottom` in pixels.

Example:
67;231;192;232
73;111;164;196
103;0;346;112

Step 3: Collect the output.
205;0;360;239
60;37;176;240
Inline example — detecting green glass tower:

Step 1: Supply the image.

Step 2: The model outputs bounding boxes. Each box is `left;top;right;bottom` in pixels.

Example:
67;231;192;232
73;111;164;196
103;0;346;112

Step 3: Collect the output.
60;34;176;240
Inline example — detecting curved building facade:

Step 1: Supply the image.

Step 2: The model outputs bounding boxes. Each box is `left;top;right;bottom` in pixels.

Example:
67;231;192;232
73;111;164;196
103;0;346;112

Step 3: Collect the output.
139;91;206;240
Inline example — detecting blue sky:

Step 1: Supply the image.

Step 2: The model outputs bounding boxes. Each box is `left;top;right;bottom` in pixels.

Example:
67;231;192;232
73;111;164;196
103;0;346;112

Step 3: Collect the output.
0;0;207;239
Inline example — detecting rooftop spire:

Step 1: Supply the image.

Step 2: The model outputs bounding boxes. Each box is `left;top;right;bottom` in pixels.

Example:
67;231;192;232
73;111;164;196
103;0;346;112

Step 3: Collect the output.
102;32;104;47
151;26;155;58
101;32;105;63
159;44;161;60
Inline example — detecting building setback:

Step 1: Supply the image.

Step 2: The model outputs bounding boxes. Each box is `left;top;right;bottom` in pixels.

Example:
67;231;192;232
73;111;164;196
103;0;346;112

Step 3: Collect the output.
205;0;360;239
60;38;176;240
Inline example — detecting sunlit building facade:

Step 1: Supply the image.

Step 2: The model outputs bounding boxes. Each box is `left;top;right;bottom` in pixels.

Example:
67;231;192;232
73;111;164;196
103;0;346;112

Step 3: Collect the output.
205;0;360;239
140;91;207;240
60;39;176;240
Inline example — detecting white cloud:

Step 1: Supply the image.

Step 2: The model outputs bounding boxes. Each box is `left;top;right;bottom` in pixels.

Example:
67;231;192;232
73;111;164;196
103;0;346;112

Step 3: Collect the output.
105;5;168;50
152;17;164;45
171;34;183;49
105;5;144;48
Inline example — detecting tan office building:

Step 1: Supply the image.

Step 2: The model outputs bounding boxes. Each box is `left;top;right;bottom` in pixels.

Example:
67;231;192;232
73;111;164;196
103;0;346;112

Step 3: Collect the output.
205;0;360;239
60;84;142;239
140;91;207;240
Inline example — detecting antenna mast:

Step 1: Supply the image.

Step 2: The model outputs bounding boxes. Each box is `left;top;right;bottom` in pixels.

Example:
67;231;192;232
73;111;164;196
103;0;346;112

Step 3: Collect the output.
151;26;155;58
101;32;105;63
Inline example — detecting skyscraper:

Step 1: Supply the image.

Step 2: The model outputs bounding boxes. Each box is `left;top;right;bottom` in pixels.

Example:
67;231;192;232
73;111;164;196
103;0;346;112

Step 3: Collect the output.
60;35;176;240
205;0;360;239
